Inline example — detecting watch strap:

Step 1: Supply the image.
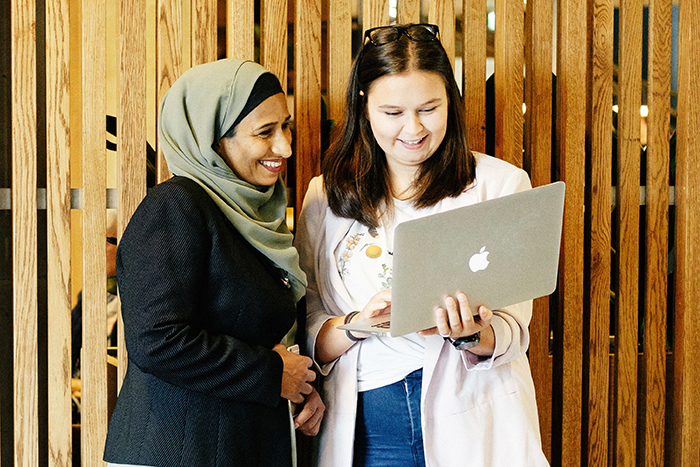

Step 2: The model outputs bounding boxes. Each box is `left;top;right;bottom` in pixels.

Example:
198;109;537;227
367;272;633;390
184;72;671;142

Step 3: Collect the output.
446;331;480;350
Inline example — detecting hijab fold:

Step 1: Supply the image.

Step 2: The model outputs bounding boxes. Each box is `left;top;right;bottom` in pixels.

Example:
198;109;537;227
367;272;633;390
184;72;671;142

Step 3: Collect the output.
158;58;307;302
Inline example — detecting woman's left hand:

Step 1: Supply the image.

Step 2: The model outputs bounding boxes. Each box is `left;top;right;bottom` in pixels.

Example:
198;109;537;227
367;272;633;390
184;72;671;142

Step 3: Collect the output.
294;387;325;436
418;292;495;355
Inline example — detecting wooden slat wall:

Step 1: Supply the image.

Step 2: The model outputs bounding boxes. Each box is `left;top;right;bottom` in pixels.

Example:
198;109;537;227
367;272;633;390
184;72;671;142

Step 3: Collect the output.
671;0;700;465
293;0;322;211
429;0;456;71
157;0;186;182
11;0;38;464
227;0;255;61
613;0;643;465
524;0;554;457
554;0;587;465
118;0;149;385
192;0;218;65
642;0;671;464
46;0;73;462
227;0;254;62
80;0;109;463
463;0;487;153
493;0;523;166
396;0;420;24
327;0;352;122
363;0;389;31
586;0;613;464
4;0;700;466
260;0;289;92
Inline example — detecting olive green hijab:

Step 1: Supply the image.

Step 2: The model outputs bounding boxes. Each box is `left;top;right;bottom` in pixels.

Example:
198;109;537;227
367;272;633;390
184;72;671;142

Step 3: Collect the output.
158;58;306;302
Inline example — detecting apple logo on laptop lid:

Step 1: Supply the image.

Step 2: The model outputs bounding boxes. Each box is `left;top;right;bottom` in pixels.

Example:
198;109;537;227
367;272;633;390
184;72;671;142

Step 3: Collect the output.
469;246;490;272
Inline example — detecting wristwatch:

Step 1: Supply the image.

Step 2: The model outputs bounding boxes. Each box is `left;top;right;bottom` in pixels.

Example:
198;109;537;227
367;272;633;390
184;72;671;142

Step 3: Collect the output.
446;331;481;350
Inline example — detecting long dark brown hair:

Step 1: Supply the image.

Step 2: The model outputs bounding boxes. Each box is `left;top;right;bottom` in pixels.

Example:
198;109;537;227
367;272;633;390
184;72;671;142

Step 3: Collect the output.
322;24;476;228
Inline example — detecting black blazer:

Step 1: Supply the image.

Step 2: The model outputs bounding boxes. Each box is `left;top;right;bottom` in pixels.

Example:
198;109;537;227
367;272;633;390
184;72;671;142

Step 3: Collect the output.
104;177;297;467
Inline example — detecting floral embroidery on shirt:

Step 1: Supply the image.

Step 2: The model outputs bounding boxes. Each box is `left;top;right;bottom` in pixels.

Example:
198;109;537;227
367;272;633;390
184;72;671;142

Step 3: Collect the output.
338;233;364;279
378;263;392;290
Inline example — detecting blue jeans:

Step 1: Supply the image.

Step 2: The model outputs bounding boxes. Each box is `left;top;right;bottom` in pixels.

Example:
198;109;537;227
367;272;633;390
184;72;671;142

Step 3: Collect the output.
353;369;427;467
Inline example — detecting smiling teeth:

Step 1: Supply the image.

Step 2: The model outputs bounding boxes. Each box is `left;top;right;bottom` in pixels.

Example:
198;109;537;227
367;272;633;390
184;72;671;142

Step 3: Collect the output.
260;160;282;168
401;137;425;145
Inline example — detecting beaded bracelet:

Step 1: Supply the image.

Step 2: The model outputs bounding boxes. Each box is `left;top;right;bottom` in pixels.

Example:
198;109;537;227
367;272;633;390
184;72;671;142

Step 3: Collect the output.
344;311;367;342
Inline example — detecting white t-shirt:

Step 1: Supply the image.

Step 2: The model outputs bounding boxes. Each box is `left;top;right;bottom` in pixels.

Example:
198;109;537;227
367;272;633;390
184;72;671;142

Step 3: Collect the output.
334;198;444;392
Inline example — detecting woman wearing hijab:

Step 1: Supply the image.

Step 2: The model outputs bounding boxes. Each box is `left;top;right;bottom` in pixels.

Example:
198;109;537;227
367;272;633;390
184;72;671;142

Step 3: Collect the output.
103;59;324;467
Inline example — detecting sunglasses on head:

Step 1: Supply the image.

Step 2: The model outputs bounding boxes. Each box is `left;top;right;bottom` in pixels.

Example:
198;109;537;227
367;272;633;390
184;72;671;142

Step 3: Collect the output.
363;23;440;46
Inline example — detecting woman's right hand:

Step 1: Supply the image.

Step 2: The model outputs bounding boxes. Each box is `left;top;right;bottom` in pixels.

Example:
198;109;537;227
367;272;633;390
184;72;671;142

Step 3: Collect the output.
359;289;392;320
272;344;316;404
315;289;392;365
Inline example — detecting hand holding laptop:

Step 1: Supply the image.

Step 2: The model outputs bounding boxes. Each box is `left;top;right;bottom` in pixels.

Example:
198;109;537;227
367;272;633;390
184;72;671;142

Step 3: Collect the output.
347;287;496;355
343;289;393;341
418;291;495;356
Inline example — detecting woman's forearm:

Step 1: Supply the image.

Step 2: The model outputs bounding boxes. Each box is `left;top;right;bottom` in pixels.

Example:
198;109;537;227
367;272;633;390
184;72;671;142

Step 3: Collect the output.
315;314;365;364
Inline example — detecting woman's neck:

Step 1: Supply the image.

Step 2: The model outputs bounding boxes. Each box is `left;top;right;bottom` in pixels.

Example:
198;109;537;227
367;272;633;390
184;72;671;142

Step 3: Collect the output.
388;165;419;201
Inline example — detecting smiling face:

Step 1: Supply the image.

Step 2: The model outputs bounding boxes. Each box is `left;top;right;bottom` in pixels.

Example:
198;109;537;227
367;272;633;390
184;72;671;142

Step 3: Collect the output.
365;70;448;194
215;92;293;187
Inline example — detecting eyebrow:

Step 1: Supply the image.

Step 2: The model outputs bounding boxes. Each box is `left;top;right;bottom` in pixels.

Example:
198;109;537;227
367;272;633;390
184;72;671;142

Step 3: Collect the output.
377;98;443;110
255;115;292;132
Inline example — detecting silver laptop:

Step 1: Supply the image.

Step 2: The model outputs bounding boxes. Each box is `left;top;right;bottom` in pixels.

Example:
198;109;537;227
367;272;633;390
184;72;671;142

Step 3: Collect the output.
338;181;566;337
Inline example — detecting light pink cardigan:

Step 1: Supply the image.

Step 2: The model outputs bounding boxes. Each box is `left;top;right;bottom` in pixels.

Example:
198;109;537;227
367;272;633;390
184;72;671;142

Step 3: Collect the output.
294;153;550;467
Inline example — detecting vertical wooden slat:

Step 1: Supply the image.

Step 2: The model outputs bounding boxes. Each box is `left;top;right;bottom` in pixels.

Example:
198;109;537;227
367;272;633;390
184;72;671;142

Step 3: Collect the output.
553;0;587;463
327;0;352;122
671;0;700;464
428;0;455;71
641;0;671;464
81;0;108;463
12;0;38;464
524;0;553;184
585;0;614;464
462;0;487;153
613;0;643;464
524;0;553;459
396;0;420;24
363;0;389;31
294;0;322;210
147;0;158;154
157;0;185;183
119;0;149;387
227;0;255;60
192;0;217;65
493;0;524;166
261;0;289;92
46;0;72;461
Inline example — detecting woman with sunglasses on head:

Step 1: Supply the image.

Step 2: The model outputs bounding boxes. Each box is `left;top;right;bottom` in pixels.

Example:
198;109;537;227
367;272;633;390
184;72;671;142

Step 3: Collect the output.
103;59;324;467
295;24;549;467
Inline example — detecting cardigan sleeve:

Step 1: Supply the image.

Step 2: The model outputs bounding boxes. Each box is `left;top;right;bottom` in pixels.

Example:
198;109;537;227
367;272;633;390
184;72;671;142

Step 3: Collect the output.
116;180;285;407
294;177;341;374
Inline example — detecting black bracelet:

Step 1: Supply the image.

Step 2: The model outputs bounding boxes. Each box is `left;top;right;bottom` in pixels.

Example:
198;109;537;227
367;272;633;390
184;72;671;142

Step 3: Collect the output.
344;311;366;342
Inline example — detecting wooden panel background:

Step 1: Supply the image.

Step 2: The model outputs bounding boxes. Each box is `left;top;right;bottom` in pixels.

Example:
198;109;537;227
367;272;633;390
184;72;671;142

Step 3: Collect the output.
586;0;613;465
613;0;643;465
45;0;73;463
671;0;700;465
463;0;487;153
524;0;553;457
554;0;587;464
80;0;109;463
11;0;38;465
642;0;671;464
3;0;700;466
118;0;149;387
